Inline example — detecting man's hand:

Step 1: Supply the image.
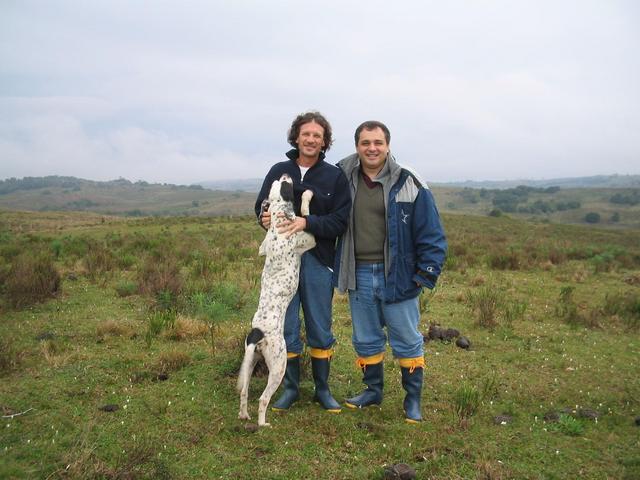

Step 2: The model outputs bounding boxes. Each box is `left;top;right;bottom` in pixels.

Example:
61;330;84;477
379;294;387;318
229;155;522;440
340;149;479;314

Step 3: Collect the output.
261;211;272;229
276;214;307;238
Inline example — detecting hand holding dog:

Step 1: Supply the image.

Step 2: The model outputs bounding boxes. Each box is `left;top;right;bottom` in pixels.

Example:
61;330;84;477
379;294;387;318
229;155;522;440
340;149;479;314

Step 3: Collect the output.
276;214;307;238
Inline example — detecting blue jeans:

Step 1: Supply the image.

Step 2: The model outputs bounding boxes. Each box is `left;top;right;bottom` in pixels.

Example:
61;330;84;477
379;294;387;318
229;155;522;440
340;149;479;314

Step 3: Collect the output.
348;263;423;359
284;252;336;354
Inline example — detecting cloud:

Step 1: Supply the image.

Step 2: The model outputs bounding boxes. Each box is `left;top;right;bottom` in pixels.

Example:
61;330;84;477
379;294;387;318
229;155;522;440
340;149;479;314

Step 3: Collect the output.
1;1;639;183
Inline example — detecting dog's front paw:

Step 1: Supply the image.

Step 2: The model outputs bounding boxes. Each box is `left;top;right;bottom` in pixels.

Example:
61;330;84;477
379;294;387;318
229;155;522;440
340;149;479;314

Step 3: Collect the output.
238;411;251;421
258;422;272;428
301;190;314;202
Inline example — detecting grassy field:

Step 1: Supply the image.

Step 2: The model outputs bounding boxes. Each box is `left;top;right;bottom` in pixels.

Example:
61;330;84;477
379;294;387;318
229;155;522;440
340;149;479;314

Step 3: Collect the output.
1;210;639;479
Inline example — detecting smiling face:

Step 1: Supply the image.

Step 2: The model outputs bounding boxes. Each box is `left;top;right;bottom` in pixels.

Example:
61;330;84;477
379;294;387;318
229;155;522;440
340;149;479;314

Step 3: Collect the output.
356;127;389;178
295;121;325;165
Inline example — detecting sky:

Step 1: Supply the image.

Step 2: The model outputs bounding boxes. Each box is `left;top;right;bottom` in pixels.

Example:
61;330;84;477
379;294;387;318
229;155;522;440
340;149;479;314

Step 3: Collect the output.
1;0;639;185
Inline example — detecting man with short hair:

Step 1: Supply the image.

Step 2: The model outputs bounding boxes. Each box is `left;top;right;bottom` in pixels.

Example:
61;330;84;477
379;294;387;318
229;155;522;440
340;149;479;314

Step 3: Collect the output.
255;111;351;413
335;120;447;423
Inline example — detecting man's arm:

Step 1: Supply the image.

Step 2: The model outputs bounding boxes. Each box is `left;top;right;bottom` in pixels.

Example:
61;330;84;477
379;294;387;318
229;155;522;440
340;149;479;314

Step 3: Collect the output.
304;170;351;239
412;188;447;289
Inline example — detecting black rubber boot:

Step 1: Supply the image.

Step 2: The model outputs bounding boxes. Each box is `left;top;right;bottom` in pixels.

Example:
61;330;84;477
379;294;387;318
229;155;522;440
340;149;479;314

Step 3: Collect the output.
401;366;423;423
271;356;300;411
311;357;342;413
345;362;384;409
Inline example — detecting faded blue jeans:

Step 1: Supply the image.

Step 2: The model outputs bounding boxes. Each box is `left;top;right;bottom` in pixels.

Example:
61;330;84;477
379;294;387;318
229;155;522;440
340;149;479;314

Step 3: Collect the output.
284;251;336;354
348;263;423;359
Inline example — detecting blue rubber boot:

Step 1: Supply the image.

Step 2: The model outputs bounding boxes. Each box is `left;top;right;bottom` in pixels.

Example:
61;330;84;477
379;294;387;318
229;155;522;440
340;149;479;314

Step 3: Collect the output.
345;361;384;409
401;366;423;423
311;356;342;413
271;355;300;411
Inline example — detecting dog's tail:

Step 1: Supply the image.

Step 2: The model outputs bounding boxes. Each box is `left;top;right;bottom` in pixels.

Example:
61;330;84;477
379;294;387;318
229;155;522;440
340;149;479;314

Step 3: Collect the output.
237;328;265;392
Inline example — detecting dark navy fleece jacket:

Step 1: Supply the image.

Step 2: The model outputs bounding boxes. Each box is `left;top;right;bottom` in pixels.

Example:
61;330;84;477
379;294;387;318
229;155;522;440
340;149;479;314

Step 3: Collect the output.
255;149;351;268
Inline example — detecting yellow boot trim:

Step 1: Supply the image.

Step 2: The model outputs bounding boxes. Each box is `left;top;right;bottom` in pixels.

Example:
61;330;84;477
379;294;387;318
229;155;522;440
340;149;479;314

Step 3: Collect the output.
355;352;385;370
398;356;425;374
287;352;301;359
309;348;333;360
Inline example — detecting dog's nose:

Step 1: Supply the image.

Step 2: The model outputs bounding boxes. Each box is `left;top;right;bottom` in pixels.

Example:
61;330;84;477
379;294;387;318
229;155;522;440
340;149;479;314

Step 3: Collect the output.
280;173;292;183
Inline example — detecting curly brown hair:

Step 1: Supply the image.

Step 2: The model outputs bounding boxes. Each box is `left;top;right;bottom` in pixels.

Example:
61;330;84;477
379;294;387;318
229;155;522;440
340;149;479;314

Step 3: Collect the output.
287;111;333;152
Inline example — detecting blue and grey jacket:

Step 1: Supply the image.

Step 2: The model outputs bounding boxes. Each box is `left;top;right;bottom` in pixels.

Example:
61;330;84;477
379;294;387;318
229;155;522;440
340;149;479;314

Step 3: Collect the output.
255;149;351;268
335;153;447;302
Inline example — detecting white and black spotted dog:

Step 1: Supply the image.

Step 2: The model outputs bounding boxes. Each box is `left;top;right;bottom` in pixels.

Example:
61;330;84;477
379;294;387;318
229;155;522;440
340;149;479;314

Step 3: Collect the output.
237;174;316;427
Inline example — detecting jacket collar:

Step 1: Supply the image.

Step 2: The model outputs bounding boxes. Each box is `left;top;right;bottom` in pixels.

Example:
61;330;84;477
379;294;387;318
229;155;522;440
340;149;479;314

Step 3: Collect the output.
286;148;326;165
338;153;402;187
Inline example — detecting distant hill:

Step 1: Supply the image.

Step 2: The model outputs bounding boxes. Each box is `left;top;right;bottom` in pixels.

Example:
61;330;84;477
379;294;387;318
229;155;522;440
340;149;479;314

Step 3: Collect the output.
198;174;640;192
436;174;640;189
1;175;639;229
0;175;255;217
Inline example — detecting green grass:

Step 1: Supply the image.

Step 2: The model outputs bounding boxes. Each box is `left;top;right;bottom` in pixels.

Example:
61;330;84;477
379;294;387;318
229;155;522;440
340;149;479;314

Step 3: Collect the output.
1;210;639;479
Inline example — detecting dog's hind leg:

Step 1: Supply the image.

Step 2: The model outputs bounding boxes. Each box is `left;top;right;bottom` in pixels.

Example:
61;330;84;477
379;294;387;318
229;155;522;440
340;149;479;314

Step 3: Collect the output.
238;329;264;421
237;349;254;420
257;338;287;427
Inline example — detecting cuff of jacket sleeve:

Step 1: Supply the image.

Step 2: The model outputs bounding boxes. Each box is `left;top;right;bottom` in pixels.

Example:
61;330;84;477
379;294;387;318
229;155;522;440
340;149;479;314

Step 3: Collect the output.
413;271;436;289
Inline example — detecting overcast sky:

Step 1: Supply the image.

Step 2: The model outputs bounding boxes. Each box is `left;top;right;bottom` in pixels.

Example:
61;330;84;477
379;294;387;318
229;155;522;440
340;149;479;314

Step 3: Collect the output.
1;1;639;184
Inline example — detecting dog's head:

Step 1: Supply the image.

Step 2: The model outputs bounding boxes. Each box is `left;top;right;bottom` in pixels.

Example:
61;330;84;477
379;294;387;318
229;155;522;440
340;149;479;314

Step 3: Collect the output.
268;174;294;205
259;173;315;257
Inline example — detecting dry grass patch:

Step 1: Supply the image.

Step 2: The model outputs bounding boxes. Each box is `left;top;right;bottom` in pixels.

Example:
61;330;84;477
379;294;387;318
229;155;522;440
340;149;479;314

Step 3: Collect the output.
162;314;209;341
156;349;191;374
6;252;61;308
0;337;22;375
96;319;137;340
40;339;78;368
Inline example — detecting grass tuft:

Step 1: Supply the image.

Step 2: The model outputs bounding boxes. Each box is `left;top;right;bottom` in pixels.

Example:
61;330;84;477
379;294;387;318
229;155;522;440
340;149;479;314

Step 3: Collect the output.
156;349;191;373
5;251;61;307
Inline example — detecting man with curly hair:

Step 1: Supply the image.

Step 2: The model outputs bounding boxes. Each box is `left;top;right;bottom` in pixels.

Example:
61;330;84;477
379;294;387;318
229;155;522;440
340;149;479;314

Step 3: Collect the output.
255;111;351;413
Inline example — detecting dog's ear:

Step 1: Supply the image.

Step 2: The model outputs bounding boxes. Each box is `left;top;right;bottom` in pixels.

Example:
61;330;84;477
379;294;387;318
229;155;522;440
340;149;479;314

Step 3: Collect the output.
280;181;294;202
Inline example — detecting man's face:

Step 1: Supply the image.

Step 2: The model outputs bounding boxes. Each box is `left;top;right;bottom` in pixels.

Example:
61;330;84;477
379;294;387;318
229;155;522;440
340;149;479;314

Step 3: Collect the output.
356;127;389;174
296;121;325;159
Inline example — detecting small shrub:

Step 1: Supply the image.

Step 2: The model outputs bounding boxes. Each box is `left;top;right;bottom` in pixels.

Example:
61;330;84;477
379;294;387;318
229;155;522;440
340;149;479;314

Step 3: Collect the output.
480;374;499;402
503;299;528;326
591;252;616;273
555;286;578;322
84;242;115;280
6;252;61;307
156;349;191;373
549;413;585;436
40;339;75;367
554;286;597;328
584;212;601;224
602;291;640;330
466;285;501;328
145;310;177;347
118;253;137;269
548;248;567;265
454;383;480;421
0;337;21;375
162;315;209;341
96;320;136;340
51;239;63;259
488;250;521;270
114;280;137;297
138;255;183;298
